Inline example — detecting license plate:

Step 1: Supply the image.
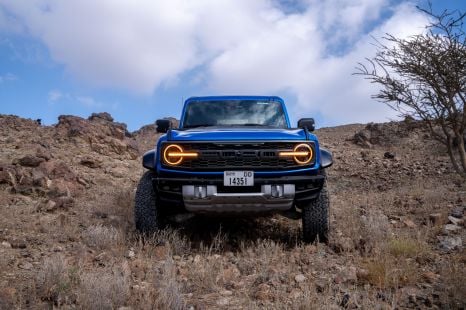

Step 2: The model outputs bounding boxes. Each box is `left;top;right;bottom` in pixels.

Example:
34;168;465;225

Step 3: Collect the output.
224;171;254;186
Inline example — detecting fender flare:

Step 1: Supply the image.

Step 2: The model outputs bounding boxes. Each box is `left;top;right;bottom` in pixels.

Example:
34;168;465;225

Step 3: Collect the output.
142;149;156;170
320;148;333;169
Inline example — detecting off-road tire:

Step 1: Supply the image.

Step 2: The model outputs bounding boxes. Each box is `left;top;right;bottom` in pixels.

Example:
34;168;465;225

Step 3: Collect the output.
135;171;160;234
302;180;329;243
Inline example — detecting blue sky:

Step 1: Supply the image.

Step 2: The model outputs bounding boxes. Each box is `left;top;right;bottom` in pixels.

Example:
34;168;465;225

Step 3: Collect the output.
0;0;464;131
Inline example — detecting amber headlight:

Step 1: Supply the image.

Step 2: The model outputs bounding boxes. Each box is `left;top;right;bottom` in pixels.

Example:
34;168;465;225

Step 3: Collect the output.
162;144;198;166
279;143;313;165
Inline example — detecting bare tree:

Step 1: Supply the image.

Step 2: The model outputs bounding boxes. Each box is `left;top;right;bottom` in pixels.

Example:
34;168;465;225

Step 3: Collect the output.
355;5;466;177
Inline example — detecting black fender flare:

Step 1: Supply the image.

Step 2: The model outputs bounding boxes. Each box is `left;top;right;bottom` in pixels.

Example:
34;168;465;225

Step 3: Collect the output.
320;148;333;169
142;149;156;170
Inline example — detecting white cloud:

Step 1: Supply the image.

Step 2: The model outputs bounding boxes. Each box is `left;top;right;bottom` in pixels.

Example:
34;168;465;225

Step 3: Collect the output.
47;90;101;107
0;72;17;83
1;0;430;124
47;89;62;102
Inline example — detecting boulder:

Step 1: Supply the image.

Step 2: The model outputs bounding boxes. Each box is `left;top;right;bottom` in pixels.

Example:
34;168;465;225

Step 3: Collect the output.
17;155;44;167
88;112;114;122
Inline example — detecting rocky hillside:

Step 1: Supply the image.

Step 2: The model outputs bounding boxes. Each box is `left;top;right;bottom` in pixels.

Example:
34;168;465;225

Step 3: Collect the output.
0;113;464;309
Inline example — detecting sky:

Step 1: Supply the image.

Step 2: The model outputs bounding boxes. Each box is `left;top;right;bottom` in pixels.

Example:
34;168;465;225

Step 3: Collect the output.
0;0;464;131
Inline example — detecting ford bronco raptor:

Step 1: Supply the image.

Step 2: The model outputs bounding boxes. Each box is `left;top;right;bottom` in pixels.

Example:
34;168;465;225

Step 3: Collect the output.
135;96;332;242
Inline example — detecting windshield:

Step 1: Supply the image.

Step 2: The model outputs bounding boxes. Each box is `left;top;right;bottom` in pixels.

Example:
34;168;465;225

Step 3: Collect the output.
182;100;288;128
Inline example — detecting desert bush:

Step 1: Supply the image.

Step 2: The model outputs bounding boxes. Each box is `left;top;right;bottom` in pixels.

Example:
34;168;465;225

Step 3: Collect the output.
36;255;72;304
145;228;191;257
153;257;186;310
78;268;130;310
83;224;124;250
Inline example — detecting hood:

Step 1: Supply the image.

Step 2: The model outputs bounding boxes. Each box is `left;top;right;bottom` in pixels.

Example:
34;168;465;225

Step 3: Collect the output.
167;127;316;141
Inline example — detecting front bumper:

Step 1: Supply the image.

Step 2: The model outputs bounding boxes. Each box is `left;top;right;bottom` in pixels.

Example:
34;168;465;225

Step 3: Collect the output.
182;184;295;213
153;174;325;213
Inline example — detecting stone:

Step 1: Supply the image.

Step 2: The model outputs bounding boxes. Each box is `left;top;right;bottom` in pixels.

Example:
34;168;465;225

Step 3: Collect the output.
438;236;462;252
384;152;395;159
88;112;114;122
216;297;230;306
126;249;136;259
0;170;12;185
44;200;57;212
448;216;464;226
444;224;461;233
429;213;443;225
294;274;306;283
10;239;27;249
18;155;44;167
449;207;464;219
1;241;12;248
80;156;102;168
422;271;438;284
255;283;271;301
19;262;33;270
403;219;417;228
36;147;52;161
220;290;233;296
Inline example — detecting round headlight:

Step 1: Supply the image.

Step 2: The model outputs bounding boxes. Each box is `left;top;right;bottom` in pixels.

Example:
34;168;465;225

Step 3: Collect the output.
163;144;184;165
163;144;198;166
293;143;313;164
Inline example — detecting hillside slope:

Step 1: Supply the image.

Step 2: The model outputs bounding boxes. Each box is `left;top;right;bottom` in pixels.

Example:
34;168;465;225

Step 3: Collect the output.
0;113;464;309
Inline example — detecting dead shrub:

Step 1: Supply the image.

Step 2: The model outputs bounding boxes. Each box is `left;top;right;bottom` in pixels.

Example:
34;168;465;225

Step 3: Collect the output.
36;255;73;304
144;228;191;257
153;257;186;310
78;268;130;310
83;224;124;250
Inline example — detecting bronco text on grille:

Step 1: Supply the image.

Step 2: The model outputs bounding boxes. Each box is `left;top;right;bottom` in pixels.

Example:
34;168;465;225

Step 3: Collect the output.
160;141;316;170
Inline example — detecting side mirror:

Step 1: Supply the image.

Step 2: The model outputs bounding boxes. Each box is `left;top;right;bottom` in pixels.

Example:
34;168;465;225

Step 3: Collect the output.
156;119;171;133
298;118;315;131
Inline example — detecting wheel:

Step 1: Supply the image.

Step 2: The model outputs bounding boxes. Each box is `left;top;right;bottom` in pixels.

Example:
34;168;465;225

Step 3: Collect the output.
302;180;329;243
134;170;160;233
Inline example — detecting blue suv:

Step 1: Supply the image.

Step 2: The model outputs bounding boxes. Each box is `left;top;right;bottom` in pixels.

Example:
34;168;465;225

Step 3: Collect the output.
135;96;332;242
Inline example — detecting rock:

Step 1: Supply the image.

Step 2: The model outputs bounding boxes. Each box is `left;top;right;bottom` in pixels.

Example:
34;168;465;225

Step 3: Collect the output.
356;268;369;281
449;207;464;219
384;152;395;159
422;271;439;284
335;266;357;284
220;290;233;296
31;169;49;188
44;200;57;212
429;213;443;225
19;262;33;270
18;155;44;167
403;219;417;228
255;283;271;301
88;112;114;122
438;236;462;252
39;160;76;181
126;249;136;259
10;239;27;249
35;147;52;161
444;224;461;233
216;297;230;306
0;170;13;185
80;156;102;168
448;216;464;226
54;197;74;209
294;274;306;283
1;241;12;248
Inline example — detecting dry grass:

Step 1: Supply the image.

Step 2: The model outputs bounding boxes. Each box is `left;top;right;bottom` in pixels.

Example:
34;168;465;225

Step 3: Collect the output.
83;224;124;250
36;255;74;305
78;266;130;310
153;257;186;310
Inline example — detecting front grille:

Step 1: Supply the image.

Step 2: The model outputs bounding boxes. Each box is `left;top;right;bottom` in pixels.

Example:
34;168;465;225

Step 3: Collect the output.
162;142;315;171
